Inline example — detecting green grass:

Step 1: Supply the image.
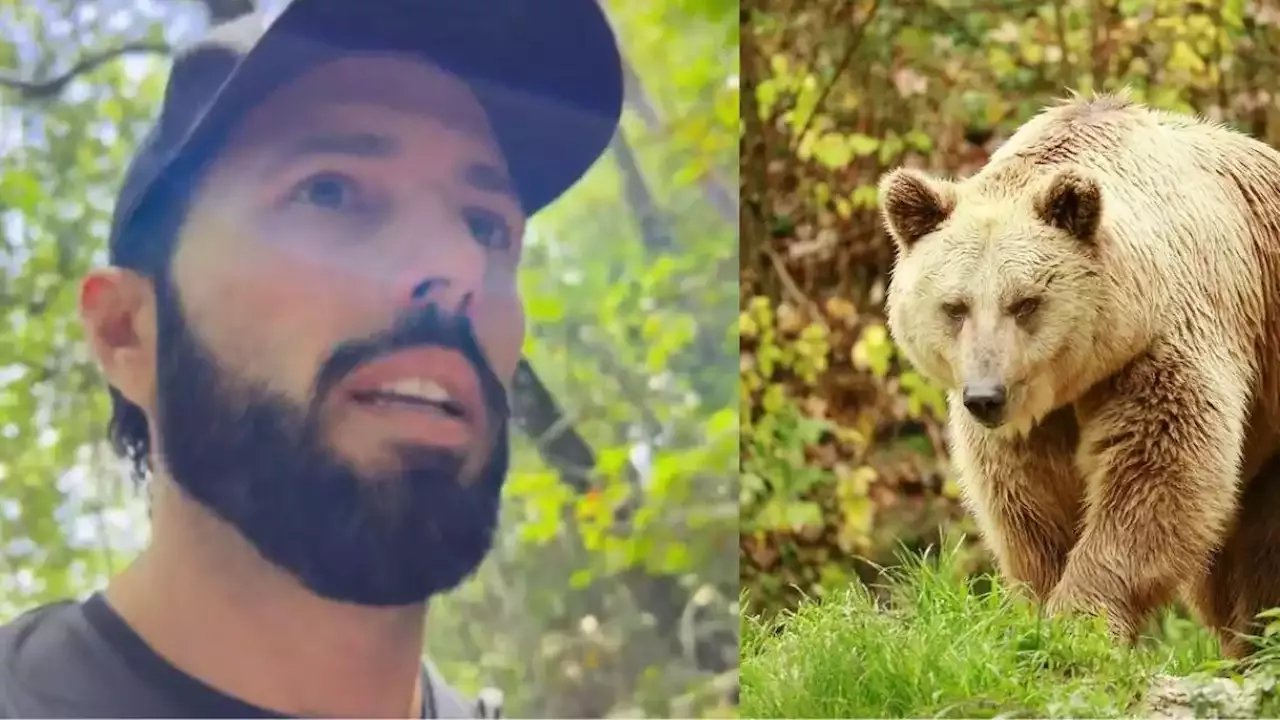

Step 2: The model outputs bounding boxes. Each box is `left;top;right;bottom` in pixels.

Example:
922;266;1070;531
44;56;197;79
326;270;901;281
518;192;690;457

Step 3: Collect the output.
740;546;1280;718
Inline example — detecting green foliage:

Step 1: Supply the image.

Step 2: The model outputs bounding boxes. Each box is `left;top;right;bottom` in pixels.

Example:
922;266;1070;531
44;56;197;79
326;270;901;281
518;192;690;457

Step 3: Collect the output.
740;295;830;522
740;294;843;537
0;0;738;717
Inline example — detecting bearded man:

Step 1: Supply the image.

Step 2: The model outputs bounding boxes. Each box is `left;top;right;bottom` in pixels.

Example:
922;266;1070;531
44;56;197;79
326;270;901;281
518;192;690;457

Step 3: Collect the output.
0;1;622;716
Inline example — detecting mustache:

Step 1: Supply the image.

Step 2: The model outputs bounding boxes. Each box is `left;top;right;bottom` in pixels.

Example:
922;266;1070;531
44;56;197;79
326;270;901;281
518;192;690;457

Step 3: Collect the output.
309;303;510;420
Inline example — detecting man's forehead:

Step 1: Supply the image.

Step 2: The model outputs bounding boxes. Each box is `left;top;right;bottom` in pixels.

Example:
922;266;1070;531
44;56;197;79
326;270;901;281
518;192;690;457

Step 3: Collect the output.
230;54;501;155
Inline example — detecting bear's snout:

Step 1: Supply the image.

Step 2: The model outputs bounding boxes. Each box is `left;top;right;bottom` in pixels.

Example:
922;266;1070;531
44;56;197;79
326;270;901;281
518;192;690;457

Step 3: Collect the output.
962;381;1008;426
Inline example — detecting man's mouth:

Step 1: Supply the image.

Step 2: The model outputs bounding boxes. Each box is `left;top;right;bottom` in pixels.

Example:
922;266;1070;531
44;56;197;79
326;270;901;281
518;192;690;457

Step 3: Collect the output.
339;347;486;446
350;378;468;419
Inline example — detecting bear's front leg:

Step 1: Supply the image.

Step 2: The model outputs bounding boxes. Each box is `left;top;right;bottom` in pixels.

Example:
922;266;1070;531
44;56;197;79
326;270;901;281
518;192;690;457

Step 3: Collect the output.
1048;343;1247;641
950;404;1085;600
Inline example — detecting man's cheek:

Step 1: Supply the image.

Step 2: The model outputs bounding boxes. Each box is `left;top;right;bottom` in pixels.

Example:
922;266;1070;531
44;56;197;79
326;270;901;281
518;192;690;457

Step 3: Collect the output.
473;293;525;385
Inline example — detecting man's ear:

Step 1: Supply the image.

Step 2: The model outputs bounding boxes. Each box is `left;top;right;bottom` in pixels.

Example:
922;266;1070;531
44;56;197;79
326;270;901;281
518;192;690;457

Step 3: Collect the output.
878;168;957;252
79;267;158;407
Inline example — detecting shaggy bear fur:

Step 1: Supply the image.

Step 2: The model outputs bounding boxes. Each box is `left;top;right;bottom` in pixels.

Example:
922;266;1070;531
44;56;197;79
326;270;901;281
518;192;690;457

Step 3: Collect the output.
879;91;1280;657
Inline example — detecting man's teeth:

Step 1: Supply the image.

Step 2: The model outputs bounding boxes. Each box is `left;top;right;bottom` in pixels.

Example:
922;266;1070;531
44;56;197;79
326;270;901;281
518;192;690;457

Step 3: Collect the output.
377;378;452;404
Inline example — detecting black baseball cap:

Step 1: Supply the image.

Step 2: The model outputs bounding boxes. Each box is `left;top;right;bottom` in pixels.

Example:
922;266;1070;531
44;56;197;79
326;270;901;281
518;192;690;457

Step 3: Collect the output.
108;0;624;268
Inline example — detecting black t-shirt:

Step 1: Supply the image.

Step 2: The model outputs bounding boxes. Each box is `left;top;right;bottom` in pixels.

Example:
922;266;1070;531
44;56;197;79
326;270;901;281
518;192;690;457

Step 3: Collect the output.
0;594;475;718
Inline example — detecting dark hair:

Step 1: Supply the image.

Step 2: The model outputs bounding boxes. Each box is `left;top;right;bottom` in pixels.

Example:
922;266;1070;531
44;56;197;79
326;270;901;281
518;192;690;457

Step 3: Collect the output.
106;109;239;482
106;182;195;483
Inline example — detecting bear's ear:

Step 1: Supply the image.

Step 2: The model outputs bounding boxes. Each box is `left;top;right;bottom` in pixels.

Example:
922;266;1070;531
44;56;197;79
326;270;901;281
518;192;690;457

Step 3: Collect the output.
1035;168;1102;242
878;168;957;251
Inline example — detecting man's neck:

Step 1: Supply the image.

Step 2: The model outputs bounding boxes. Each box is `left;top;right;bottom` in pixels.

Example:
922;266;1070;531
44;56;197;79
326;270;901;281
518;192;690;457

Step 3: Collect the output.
104;480;429;718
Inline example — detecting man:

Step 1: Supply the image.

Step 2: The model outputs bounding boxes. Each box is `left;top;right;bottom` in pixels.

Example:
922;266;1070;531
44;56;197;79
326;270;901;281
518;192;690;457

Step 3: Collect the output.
0;0;622;717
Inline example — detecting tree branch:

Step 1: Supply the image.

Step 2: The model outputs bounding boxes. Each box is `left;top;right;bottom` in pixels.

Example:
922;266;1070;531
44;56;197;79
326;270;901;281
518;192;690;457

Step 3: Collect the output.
740;0;771;292
0;42;171;101
194;0;257;23
510;360;690;659
617;41;738;224
0;0;253;103
509;359;598;493
791;0;880;149
609;132;676;255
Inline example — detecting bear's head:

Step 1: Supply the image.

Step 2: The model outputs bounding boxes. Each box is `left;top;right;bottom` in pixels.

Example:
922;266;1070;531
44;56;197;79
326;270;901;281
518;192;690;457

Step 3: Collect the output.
879;164;1106;432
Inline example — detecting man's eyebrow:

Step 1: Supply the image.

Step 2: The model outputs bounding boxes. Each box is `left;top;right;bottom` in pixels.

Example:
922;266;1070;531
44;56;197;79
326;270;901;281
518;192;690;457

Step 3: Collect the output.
262;131;521;205
270;131;399;167
463;162;520;204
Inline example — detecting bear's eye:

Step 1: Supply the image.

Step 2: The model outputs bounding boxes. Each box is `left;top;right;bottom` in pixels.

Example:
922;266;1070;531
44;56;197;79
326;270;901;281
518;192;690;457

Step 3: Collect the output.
1009;297;1042;319
941;301;969;320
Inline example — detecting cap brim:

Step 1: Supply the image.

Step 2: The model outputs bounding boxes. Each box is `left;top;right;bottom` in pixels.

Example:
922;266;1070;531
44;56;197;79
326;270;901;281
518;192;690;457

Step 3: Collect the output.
143;0;623;221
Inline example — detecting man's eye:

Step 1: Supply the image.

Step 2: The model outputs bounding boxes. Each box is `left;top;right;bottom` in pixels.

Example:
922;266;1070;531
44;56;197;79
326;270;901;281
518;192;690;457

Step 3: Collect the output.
464;208;513;250
290;172;362;211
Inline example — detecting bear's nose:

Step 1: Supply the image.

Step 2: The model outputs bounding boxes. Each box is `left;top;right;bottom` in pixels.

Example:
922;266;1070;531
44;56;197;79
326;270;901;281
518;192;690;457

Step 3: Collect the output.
962;382;1007;425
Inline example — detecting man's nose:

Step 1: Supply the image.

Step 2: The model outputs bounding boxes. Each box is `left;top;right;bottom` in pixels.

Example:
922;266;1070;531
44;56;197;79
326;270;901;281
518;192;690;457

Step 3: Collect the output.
403;276;475;317
387;225;486;317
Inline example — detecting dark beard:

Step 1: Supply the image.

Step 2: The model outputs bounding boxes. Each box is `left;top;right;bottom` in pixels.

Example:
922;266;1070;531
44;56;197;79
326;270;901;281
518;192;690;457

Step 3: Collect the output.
151;272;511;606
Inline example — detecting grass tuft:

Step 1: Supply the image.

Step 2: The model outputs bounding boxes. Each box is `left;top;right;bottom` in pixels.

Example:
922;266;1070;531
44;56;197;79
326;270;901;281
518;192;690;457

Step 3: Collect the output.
740;545;1236;718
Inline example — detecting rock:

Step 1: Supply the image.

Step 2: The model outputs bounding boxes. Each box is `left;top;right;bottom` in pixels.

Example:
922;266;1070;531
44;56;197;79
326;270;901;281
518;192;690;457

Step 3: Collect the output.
1144;673;1263;719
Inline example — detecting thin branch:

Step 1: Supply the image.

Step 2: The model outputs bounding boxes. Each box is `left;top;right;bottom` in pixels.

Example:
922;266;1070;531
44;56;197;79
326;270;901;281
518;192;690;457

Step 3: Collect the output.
616;42;738;224
740;0;771;284
510;359;600;494
765;245;827;330
609;131;676;254
510;356;689;658
0;0;254;102
791;0;881;149
196;0;257;23
0;42;172;101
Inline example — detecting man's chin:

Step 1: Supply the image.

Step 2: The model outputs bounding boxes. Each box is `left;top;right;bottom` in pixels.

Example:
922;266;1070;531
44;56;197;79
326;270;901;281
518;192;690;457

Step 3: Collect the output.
164;432;500;606
318;445;455;490
239;494;500;607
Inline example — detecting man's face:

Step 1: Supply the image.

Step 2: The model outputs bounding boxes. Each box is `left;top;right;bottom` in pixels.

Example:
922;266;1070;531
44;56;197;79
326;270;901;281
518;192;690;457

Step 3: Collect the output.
101;54;528;606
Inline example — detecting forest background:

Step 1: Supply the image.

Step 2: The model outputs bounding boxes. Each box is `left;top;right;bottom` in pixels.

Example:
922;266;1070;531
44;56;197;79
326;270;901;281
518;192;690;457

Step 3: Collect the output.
0;0;740;717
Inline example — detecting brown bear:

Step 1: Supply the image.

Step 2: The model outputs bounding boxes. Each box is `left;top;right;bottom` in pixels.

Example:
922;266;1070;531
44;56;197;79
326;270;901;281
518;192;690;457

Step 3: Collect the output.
878;91;1280;658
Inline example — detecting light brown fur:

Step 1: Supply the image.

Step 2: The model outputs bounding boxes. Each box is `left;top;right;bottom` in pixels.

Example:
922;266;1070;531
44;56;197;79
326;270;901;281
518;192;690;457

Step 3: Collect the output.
879;91;1280;656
